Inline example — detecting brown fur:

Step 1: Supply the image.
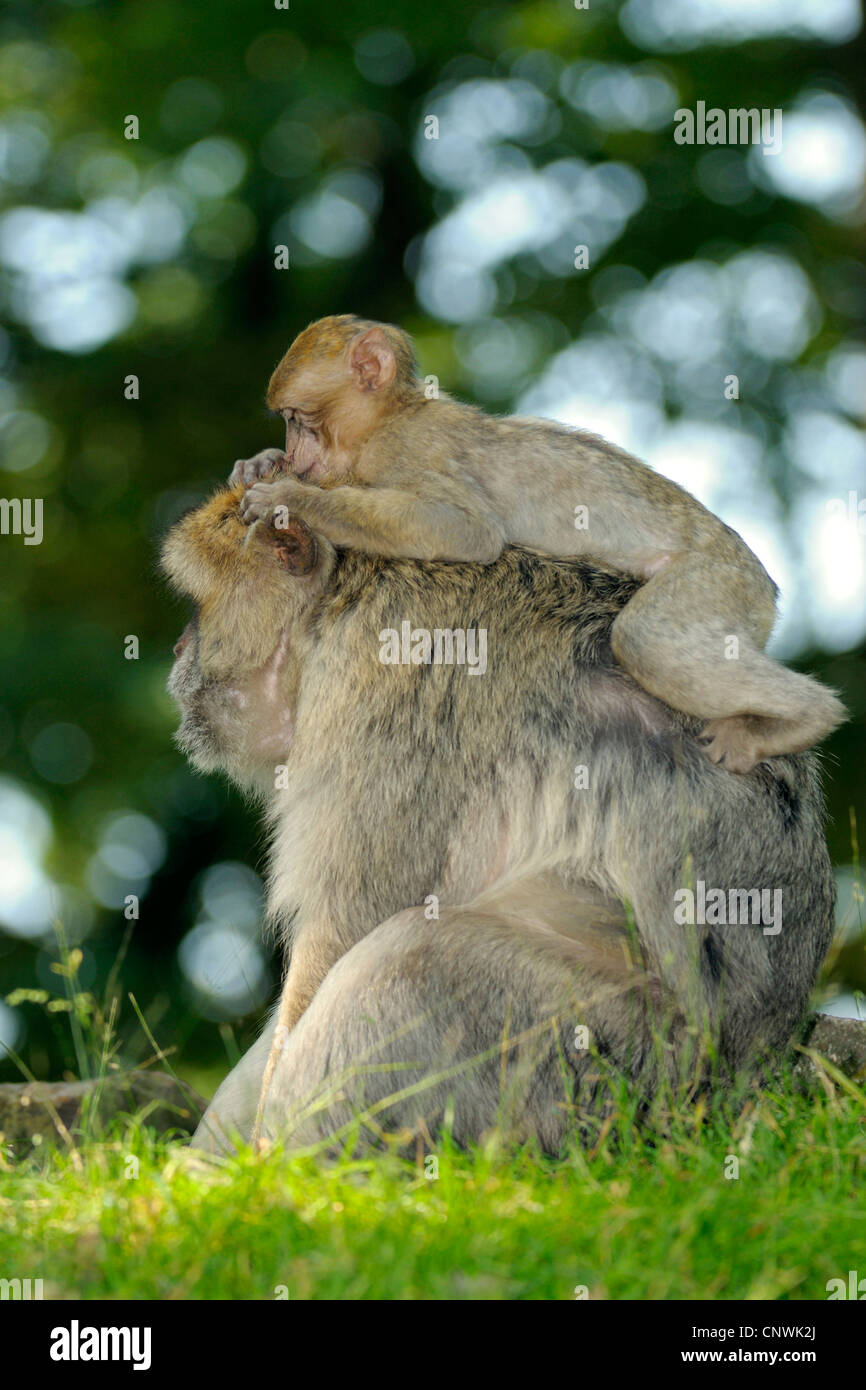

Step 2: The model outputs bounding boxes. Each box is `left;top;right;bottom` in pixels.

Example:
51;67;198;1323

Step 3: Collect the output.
231;315;846;775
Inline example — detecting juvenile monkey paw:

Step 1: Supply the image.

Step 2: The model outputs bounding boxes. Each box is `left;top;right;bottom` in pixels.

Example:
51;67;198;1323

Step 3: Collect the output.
699;717;765;775
239;477;306;526
229;448;289;487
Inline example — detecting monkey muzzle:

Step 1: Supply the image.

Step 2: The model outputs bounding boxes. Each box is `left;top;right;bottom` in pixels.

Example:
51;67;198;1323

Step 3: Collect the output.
283;416;302;466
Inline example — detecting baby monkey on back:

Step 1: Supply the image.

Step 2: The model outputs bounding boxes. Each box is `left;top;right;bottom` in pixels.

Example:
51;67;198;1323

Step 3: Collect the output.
235;314;843;773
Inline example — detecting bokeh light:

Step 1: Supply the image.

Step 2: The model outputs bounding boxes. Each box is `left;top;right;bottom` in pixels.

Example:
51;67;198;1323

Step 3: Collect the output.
0;778;55;940
178;862;269;1019
620;0;861;49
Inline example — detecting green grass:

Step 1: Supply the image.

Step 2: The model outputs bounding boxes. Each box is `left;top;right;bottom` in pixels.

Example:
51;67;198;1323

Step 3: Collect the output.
1;1074;864;1300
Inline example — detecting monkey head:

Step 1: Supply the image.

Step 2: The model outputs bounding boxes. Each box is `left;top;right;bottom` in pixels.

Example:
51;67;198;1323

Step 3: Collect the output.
266;314;419;484
162;485;334;792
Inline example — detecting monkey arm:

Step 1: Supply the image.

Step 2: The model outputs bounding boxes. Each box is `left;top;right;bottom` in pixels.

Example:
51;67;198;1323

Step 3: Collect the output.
252;923;346;1140
228;447;288;487
239;475;505;563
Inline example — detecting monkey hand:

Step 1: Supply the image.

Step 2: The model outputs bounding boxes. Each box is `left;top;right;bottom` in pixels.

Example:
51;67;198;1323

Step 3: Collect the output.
229;448;290;487
239;475;310;527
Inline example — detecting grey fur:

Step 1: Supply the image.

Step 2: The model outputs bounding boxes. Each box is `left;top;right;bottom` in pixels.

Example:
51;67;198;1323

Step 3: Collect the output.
163;493;835;1155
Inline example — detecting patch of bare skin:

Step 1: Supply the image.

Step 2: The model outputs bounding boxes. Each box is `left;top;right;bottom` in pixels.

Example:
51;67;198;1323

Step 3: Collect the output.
590;673;672;736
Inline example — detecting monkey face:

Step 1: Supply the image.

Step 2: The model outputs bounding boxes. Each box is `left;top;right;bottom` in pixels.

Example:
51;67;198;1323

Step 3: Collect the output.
283;415;328;481
275;398;353;485
167;614;297;791
267;320;409;486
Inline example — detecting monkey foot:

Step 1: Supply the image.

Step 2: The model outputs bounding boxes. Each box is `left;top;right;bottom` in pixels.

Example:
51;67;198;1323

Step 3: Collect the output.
699;717;768;775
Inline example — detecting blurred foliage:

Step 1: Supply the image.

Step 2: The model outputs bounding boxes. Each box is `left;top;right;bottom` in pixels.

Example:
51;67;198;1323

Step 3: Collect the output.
0;0;864;1081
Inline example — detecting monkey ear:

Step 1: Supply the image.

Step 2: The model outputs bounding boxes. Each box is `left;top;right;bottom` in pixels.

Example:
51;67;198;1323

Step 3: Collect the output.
271;518;319;575
349;328;397;391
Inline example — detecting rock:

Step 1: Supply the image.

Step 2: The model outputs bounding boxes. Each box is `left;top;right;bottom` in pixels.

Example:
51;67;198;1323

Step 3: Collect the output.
0;1070;207;1151
793;1012;866;1084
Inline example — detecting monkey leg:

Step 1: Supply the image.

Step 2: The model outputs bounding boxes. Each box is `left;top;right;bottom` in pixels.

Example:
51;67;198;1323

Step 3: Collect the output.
193;917;354;1151
258;896;674;1154
609;555;845;773
191;1022;274;1153
251;927;347;1144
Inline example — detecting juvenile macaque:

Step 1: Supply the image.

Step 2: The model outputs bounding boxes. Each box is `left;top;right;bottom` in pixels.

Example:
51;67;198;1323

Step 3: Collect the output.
233;315;844;775
163;487;835;1152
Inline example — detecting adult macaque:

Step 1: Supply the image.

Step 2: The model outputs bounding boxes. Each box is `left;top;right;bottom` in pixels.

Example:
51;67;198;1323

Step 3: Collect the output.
231;315;844;776
163;485;835;1153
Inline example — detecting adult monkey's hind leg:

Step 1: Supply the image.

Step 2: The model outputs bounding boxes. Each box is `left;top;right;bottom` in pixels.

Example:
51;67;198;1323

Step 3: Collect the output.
258;891;661;1154
192;1022;274;1154
610;551;845;773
